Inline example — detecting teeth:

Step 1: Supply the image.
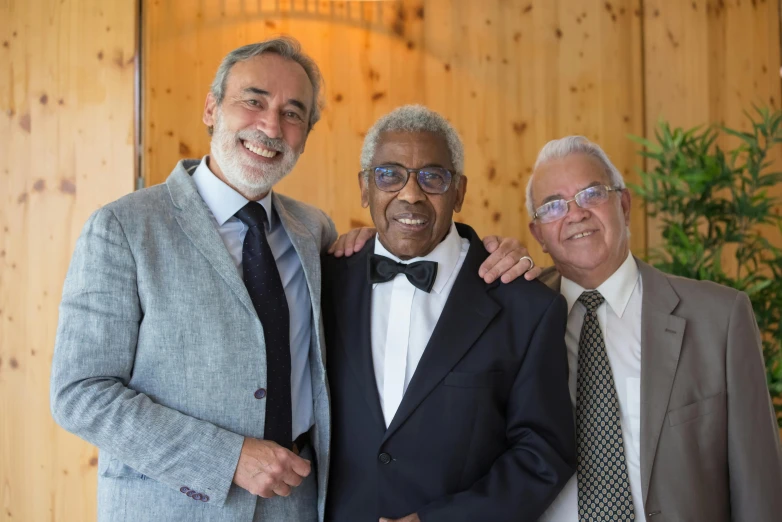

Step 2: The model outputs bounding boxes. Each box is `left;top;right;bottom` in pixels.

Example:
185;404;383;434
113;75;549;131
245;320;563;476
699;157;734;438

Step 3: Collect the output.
572;231;594;239
244;141;278;158
399;218;426;225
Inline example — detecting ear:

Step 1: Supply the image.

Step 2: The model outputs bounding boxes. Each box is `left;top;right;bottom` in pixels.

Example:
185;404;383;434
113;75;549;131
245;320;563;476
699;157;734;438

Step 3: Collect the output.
452;175;468;213
203;92;218;128
620;188;632;224
359;171;370;208
529;221;549;254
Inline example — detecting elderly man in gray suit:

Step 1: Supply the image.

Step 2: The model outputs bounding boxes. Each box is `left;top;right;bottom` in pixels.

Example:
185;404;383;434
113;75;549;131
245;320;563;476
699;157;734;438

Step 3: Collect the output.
50;37;534;522
527;136;782;522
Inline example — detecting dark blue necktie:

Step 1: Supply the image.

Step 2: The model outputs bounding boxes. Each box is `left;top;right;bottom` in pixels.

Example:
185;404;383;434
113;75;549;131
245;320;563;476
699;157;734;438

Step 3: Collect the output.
235;202;292;448
367;253;438;293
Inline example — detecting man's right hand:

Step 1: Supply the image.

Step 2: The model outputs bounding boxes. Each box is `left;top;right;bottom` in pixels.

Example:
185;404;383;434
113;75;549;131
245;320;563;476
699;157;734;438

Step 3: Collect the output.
233;437;312;498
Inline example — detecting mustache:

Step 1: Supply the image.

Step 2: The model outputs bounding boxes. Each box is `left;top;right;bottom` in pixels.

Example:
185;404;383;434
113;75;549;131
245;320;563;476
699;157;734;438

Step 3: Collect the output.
236;130;289;153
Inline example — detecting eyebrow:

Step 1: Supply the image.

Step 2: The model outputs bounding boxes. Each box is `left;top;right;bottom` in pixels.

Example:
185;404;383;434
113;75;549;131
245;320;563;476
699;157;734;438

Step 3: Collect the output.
377;161;450;169
242;87;308;113
540;181;603;204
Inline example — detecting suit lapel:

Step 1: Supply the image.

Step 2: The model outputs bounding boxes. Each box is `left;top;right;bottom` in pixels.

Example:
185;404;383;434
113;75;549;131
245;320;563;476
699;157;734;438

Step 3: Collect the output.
166;161;256;318
333;239;386;429
382;224;500;444
272;194;324;357
637;259;685;503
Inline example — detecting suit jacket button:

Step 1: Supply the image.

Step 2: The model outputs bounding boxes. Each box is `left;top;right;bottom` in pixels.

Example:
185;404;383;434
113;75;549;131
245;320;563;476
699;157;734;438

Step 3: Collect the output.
201;495;209;502
192;493;202;501
254;388;267;399
378;452;392;464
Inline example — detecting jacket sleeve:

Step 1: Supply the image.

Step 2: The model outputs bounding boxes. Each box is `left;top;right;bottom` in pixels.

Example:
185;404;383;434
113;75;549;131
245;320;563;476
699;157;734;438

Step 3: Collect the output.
319;210;338;254
418;294;576;522
50;208;244;507
726;291;782;520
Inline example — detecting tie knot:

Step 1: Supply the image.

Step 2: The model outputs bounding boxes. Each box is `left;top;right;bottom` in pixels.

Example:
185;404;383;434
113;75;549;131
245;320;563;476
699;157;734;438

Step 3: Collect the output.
578;290;604;313
235;202;268;229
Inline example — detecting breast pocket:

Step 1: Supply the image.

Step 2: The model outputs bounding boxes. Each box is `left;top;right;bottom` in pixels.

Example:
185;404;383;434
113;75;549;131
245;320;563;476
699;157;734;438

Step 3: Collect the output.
443;371;501;388
667;392;724;427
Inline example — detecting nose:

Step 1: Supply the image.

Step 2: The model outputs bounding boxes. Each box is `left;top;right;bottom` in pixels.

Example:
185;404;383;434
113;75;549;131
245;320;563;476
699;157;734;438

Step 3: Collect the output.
564;200;589;223
256;110;282;139
396;172;427;205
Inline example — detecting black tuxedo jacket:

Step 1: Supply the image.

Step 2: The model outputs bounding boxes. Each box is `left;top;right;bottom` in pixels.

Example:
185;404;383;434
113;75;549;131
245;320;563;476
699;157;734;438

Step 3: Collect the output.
322;223;575;522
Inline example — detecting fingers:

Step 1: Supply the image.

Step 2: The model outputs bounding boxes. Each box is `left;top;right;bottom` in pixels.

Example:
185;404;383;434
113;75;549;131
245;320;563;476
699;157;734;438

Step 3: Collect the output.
351;227;376;255
328;227;376;257
483;252;520;283
289;453;312;478
234;438;312;499
479;239;523;283
523;264;543;281
482;235;500;253
328;233;349;257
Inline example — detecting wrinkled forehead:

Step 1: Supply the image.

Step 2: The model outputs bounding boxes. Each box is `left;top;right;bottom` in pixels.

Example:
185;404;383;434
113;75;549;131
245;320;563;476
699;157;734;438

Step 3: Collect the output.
532;154;610;202
372;131;454;168
226;54;313;107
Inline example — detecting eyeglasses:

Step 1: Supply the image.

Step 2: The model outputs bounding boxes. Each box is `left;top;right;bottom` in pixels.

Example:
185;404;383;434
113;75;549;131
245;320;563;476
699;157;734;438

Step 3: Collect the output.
534;185;623;224
363;165;454;195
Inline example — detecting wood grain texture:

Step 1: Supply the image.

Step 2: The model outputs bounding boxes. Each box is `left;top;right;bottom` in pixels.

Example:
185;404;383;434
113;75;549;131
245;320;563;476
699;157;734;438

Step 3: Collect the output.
643;0;782;249
143;0;647;263
0;1;136;521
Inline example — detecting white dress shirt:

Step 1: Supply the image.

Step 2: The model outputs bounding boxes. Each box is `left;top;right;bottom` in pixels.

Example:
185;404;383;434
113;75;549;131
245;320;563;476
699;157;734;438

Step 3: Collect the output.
192;157;314;439
539;252;644;521
371;222;469;427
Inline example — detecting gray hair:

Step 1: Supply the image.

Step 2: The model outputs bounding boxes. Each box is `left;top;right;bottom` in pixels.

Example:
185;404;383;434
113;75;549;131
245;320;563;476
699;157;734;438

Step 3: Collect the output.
525;135;625;217
360;105;465;179
210;36;324;131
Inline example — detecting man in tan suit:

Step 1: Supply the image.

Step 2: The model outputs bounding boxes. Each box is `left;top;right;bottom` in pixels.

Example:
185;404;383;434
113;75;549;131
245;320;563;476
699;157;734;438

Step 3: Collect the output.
527;135;782;522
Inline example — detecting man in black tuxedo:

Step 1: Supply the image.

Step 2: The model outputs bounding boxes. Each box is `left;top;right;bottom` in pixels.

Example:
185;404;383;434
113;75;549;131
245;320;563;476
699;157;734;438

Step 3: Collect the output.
322;105;576;522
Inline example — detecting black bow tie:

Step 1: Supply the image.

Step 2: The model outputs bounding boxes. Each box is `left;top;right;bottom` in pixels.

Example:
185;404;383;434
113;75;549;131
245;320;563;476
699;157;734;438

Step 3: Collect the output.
367;253;438;293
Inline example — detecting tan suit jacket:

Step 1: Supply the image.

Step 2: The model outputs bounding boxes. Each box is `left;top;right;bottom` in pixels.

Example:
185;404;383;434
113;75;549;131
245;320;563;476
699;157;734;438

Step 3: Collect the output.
540;258;782;521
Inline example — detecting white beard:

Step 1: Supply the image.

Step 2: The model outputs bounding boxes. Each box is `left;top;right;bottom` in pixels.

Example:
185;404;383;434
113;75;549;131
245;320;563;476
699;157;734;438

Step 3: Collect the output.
210;110;301;199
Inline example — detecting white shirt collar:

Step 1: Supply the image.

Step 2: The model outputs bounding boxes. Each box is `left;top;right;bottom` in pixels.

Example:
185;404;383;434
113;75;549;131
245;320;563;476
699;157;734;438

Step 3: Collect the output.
560;252;639;318
191;156;275;229
373;222;464;295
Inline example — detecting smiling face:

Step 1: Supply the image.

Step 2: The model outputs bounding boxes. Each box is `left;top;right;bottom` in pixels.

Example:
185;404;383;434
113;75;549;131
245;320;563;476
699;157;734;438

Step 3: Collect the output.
202;53;313;200
360;131;467;260
529;153;631;289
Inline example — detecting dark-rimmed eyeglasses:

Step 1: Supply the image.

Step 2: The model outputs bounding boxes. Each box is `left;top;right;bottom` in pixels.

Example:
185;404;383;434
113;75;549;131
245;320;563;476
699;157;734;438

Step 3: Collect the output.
362;165;454;195
534;185;623;224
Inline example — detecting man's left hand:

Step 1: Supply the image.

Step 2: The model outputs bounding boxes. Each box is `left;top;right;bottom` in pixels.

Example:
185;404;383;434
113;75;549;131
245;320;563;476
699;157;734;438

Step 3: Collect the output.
329;228;540;284
380;514;420;522
480;235;541;283
328;227;375;257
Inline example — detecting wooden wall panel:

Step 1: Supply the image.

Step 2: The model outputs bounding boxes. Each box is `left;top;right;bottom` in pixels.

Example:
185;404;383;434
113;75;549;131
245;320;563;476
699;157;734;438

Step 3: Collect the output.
0;1;136;521
144;0;647;262
643;0;782;249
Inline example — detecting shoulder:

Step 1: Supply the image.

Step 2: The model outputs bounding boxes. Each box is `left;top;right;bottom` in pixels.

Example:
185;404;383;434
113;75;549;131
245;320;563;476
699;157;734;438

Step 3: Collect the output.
491;273;564;312
643;263;745;318
82;184;171;238
274;193;328;223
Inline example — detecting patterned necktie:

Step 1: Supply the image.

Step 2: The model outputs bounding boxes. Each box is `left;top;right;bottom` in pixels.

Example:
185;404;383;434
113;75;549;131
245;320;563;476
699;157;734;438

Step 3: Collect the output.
576;290;635;521
235;202;292;449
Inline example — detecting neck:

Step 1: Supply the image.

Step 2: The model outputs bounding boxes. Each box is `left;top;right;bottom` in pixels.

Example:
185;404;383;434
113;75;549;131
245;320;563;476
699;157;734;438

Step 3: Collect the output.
206;155;269;201
558;249;630;290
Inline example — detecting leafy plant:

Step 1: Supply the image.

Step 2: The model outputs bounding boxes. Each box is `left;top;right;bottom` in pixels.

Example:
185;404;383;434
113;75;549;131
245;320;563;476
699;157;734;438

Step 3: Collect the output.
630;106;782;426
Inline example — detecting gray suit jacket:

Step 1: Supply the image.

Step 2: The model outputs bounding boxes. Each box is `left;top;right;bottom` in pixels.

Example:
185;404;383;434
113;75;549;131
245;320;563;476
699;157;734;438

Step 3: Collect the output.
540;258;782;521
50;159;338;522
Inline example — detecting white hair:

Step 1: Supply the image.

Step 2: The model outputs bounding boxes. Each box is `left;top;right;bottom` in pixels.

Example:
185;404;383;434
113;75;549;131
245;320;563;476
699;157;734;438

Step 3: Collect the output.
360;105;465;178
525;135;625;217
210;36;323;131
